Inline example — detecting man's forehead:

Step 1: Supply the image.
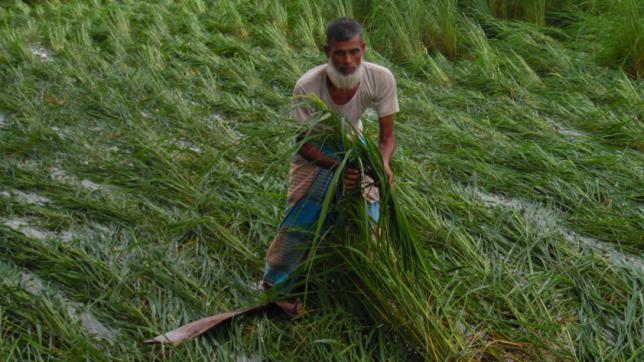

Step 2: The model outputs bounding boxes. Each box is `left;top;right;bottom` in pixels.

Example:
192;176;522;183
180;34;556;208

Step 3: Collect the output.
328;34;364;50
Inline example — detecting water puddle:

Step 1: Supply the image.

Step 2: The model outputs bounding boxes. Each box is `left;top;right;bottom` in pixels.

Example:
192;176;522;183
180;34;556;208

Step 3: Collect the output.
51;126;72;139
473;189;643;274
2;217;53;240
80;179;103;191
176;140;203;154
548;118;588;138
1;217;112;244
49;166;111;192
1;189;51;206
29;43;53;62
49;166;76;184
206;113;243;141
560;230;643;275
557;128;587;137
20;271;45;294
66;301;119;341
19;271;118;341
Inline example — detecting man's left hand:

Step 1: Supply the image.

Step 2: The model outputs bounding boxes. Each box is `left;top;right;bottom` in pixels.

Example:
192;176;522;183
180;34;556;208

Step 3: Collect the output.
384;163;394;190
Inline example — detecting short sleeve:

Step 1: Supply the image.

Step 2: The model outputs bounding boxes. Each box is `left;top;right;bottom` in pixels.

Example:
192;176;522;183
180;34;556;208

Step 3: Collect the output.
290;84;312;122
373;69;399;118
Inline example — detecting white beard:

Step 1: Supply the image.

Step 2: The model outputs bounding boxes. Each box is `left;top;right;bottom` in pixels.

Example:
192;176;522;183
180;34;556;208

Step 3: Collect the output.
326;59;364;90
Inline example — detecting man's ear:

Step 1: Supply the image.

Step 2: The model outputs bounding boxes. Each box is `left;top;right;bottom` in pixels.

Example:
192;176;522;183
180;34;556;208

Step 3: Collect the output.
324;45;330;57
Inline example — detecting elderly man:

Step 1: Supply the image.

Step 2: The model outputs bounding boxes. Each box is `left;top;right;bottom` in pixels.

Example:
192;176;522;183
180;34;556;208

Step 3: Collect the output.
144;18;399;344
263;18;399;290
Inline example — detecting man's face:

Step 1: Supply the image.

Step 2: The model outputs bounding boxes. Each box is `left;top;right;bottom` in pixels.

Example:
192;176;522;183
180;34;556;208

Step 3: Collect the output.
325;34;366;75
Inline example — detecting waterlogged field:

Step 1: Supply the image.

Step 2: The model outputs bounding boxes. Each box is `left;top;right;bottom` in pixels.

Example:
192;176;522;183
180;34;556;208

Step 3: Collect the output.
0;0;642;360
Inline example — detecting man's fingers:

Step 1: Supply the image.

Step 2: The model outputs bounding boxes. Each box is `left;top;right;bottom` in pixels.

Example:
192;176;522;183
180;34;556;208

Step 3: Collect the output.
384;165;394;185
343;167;362;190
344;168;360;185
344;177;358;190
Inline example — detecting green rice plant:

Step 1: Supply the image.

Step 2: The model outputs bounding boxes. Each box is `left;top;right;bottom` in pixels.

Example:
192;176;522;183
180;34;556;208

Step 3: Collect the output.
281;101;634;359
594;0;643;77
484;0;547;25
475;14;572;74
284;0;327;50
1;0;642;359
357;0;460;61
278;102;457;359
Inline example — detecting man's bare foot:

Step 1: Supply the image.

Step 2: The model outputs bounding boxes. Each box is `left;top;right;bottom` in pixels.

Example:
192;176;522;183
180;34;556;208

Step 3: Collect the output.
259;280;273;291
275;300;305;317
259;280;305;317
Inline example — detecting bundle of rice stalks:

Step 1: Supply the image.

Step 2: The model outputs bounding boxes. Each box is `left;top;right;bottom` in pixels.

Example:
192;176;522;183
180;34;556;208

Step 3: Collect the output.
593;0;643;78
271;96;643;361
270;97;462;359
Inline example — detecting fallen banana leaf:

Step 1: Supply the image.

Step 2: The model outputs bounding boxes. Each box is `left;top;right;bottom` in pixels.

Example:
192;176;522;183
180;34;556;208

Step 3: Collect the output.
144;301;304;345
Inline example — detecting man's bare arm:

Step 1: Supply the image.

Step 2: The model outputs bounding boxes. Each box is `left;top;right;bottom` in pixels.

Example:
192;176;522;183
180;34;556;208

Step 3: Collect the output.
298;141;338;170
297;140;361;190
298;113;396;188
378;114;396;184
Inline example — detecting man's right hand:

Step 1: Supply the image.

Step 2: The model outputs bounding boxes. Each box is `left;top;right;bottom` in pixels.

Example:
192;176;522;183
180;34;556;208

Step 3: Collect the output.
298;142;361;191
344;167;360;191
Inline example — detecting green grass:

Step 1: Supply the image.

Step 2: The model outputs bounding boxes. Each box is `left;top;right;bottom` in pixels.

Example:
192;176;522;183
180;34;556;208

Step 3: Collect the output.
0;0;642;360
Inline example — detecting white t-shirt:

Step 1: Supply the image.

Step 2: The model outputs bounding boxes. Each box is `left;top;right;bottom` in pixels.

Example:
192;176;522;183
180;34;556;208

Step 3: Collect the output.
290;61;399;132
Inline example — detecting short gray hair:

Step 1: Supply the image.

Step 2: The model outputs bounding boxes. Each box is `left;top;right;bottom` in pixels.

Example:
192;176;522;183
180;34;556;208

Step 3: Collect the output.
326;18;362;44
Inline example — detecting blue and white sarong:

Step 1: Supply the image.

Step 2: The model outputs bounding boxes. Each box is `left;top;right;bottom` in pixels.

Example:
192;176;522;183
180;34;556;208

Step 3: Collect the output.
263;145;379;288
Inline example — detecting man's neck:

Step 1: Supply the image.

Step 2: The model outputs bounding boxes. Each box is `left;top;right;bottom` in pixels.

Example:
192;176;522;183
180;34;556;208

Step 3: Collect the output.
326;77;359;106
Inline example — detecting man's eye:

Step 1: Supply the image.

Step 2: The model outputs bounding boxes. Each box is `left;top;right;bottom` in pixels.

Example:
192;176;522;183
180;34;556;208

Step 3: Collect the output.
350;49;360;54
